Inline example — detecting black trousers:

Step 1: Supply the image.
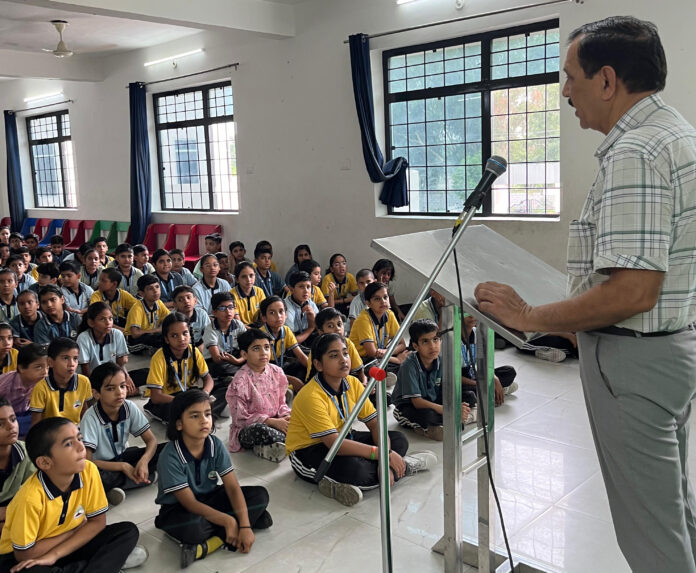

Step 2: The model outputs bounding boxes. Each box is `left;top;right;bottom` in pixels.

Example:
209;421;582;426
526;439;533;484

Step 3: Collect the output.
396;390;477;428
238;423;286;449
0;521;138;573
155;485;269;545
291;430;408;488
128;333;163;348
99;444;166;492
206;359;240;381
463;365;517;390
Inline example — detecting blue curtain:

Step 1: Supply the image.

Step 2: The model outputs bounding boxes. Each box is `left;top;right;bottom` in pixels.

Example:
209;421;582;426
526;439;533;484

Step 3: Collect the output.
129;82;151;244
3;111;26;232
349;34;409;208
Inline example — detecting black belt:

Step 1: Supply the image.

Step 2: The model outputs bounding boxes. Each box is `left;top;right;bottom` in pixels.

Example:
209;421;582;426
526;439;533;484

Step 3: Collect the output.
595;324;694;338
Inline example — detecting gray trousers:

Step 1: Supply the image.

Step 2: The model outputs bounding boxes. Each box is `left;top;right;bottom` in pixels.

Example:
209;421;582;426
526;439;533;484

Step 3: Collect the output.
578;329;696;573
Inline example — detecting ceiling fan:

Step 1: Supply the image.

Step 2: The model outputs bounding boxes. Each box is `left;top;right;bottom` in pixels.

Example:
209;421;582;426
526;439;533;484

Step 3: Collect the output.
42;20;74;58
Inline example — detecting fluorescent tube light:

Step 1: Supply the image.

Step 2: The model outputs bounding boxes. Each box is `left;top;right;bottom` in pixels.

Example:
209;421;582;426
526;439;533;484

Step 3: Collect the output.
144;49;204;67
396;0;421;4
23;91;63;103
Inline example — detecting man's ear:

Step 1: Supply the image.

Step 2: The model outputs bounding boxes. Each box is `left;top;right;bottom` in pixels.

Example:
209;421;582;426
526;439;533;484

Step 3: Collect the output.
598;65;618;100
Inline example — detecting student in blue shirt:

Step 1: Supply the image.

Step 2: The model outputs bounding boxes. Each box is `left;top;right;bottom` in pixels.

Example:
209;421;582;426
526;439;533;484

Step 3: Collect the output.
152;249;184;308
34;285;81;345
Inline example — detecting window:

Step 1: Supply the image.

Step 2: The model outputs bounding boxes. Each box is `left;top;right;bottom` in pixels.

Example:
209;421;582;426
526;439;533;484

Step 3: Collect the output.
26;111;77;208
383;20;560;216
154;82;238;211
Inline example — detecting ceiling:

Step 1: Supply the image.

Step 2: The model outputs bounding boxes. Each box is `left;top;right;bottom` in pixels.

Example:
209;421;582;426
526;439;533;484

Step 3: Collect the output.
0;0;204;56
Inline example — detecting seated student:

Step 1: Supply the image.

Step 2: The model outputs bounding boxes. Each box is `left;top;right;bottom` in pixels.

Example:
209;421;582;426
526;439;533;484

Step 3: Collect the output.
49;234;68;264
24;234;39;262
29;337;91;426
10;290;43;347
79;246;104;290
412;288;445;325
0;269;18;324
0;324;18;374
0;399;35;524
170;248;197;287
284;271;318;346
284;244;313;285
229;240;247;266
230;262;265;326
299;259;329;310
124;274;170;349
202;292;246;381
192;233;223;280
226;329;290;461
172;286;210;348
14;246;37;278
0;417;147;572
82;362;164;507
348;269;375;329
286;334;436;506
30;248;54;280
392;320;477;442
7;233;22;252
349;282;409;375
320;253;358;315
143;313;215;423
0;344;47;437
34;286;81;346
0;227;9;247
0;243;9;268
28;262;60;295
108;243;143;297
216;252;235;286
77;303;132;383
133;243;155;275
7;255;36;294
59;260;94;316
154;390;271;568
253;244;285;298
192;254;232;315
90;268;138;331
259;296;307;393
372;259;406;322
93;236;113;268
151;249;184;308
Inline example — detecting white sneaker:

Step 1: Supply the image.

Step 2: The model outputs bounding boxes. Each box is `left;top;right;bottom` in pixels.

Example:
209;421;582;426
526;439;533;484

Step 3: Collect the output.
318;478;363;506
122;544;149;570
403;450;437;475
464;405;478;425
385;372;397;388
253;442;287;463
503;381;519;396
106;487;126;507
534;347;566;363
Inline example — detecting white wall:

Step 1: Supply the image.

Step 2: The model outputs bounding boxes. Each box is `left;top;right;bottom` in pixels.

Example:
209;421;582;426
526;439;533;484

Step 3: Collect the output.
1;0;695;300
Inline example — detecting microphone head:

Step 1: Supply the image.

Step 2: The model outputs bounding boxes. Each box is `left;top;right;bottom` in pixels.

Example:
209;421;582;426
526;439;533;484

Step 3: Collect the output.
485;155;507;176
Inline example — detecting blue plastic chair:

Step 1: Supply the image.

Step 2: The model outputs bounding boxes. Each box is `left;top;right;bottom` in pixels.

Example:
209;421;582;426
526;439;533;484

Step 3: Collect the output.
19;218;37;238
38;219;65;246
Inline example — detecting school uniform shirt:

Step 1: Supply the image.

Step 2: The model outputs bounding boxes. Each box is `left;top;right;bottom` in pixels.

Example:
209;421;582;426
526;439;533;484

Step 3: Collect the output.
0;460;108;554
260;325;298;369
0;295;19;323
284;295;319;334
29;372;91;424
411;297;439;324
16;274;36;294
230;285;265;325
30;267;39;281
348;292;367;320
61;283;94;313
202;318;246;360
285;374;377;453
0;442;35;507
33;311;81;345
155;272;185;304
90;289;138;324
311;285;327;307
226;363;291;452
124;299;170;337
9;311;43;341
80;266;104;290
146;346;209;396
136;262;156;275
77;328;128;372
105;262;143;298
192;278;232;314
255;269;286;298
0;371;36;415
305;338;363;382
155;434;234;506
320;272;358;300
1;349;18;374
179;266;198;287
349;308;400;359
81;399;150;461
186;308;211;346
391;352;441;409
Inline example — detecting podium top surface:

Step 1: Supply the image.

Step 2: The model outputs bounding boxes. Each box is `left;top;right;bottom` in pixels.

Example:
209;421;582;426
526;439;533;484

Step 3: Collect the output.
372;225;567;347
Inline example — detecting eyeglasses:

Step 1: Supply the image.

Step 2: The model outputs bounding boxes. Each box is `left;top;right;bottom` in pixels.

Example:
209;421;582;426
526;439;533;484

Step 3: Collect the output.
216;305;236;312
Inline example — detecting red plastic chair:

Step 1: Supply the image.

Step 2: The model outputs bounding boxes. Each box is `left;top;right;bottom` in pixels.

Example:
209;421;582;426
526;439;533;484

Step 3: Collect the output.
163;224;195;251
64;220;95;250
184;224;222;268
61;220;83;249
142;224;172;253
0;217;10;228
33;218;53;241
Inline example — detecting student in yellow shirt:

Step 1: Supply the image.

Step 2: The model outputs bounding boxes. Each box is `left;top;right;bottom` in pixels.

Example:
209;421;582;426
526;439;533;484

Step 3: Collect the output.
299;259;330;309
124;274;170;349
320;253;358;315
231;262;266;326
89;268;137;330
29;337;92;426
0;323;18;374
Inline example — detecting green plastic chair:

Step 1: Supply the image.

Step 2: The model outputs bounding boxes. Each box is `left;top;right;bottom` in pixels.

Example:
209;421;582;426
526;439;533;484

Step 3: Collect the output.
107;222;131;253
88;220;116;244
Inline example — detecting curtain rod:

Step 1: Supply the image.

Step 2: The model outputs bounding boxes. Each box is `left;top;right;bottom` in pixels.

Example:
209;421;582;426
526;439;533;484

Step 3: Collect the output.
344;0;582;43
8;99;74;114
125;63;239;89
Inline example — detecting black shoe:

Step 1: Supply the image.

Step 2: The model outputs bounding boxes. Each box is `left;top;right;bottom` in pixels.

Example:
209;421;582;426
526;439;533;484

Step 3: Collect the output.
254;509;273;529
180;544;197;569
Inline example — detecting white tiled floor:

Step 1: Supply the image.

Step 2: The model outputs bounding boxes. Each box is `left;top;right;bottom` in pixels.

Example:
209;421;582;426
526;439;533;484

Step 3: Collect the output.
111;347;655;572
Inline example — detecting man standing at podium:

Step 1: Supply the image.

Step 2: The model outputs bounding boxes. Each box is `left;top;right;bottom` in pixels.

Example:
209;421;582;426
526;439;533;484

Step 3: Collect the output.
475;17;696;573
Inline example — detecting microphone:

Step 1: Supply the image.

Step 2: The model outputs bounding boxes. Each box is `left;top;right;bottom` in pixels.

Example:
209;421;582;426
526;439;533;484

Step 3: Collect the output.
452;156;507;234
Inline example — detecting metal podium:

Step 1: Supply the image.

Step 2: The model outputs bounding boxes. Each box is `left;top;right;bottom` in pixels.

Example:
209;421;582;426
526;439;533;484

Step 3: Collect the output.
372;225;567;573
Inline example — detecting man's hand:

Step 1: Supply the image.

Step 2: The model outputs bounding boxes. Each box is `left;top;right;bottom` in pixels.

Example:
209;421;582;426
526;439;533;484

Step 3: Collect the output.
474;282;533;332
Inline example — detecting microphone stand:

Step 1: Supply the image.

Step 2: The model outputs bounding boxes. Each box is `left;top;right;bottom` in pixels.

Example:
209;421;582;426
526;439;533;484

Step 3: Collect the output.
314;189;489;573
